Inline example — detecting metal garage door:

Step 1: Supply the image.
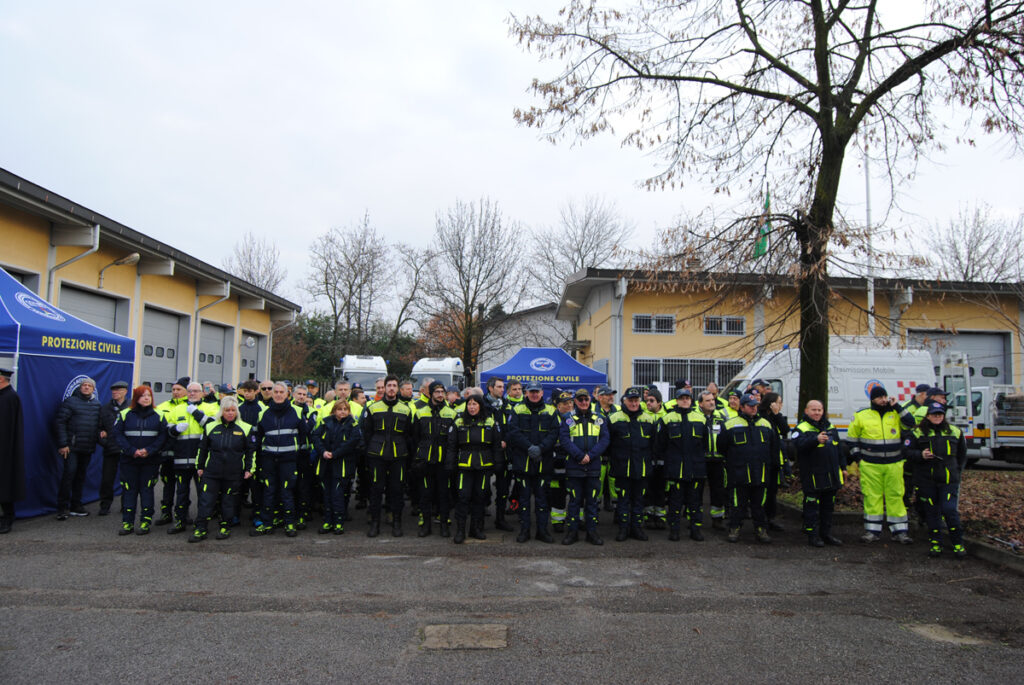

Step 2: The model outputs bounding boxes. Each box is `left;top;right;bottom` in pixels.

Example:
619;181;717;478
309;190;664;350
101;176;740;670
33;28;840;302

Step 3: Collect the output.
60;285;117;332
908;330;1010;384
239;332;263;381
198;322;229;386
141;307;183;402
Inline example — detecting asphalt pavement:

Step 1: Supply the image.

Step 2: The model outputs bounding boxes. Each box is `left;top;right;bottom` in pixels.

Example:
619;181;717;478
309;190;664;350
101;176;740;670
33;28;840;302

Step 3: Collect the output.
2;504;1023;684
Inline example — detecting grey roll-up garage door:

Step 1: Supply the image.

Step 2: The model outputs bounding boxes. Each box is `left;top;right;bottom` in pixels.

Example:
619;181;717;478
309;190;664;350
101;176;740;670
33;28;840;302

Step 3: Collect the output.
60;285;117;332
239;332;263;381
908;330;1010;384
141;307;184;402
198;322;229;386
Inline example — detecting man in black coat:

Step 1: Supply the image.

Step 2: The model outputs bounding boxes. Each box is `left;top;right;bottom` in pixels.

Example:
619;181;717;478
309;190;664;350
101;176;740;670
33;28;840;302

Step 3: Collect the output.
55;377;102;519
0;367;26;533
97;380;130;516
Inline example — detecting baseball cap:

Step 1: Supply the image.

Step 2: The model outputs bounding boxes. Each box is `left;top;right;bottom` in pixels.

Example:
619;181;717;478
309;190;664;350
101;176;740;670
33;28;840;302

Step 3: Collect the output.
622;386;642;399
306;379;318;387
740;393;759;407
555;391;573;403
675;387;692;398
574;388;591;399
597;385;616;395
926;401;948;414
446;385;459;393
926;386;948;397
526;380;544;392
914;383;931;394
218;383;236;394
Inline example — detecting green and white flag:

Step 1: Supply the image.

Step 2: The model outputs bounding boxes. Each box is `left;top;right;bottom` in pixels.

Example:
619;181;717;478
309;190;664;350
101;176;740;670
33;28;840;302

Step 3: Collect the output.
754;188;770;258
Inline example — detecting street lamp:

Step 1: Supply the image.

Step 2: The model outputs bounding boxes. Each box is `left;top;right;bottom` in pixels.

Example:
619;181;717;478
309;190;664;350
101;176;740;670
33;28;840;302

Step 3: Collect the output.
98;252;140;289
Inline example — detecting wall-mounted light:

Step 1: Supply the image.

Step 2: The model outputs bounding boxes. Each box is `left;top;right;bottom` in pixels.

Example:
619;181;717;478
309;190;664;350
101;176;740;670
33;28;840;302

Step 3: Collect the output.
98;252;140;289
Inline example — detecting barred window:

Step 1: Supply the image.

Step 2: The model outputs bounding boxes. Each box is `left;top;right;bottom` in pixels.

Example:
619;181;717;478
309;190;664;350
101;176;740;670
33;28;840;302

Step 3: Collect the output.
704;315;745;336
633;314;675;334
632;358;745;390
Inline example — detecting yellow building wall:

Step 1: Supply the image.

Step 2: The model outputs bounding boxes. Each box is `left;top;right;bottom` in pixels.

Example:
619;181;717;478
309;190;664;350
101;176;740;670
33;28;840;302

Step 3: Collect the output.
1;211;277;385
0;205;51;286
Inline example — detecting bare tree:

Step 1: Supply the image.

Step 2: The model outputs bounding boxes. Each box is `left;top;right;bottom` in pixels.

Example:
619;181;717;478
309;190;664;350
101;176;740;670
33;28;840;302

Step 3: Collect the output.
304;213;388;357
418;198;528;383
221;231;287;293
530;195;635;303
512;1;1024;408
927;203;1024;282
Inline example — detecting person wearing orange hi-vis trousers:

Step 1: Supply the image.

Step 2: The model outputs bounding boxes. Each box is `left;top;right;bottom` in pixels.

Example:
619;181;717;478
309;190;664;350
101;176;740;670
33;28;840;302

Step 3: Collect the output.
559;388;610;546
446;395;502;544
847;385;917;545
718;394;782;544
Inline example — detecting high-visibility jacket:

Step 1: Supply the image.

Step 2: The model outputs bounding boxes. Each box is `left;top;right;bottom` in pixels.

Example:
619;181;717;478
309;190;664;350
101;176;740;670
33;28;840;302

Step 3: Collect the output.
559;408;609;476
166;400;217;468
256;400;308;462
506;399;559;474
904;424;967;487
317;399;364;423
847;405;908;464
114;406;167;466
362;397;414;461
413;402;457;465
313;414;362;478
656;408;708;481
197;418;256;477
791;415;845;492
718;413;782;485
607;408;657;480
154;396;184;460
446;412;502;470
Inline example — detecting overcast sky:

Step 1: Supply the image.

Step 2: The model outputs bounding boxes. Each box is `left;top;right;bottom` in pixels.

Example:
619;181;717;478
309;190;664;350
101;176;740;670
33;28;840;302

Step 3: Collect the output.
2;1;1022;307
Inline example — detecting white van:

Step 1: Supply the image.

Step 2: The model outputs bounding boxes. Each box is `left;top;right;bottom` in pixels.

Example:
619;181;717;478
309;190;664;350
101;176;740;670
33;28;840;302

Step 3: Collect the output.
337;354;388;389
723;344;935;435
410;357;465;390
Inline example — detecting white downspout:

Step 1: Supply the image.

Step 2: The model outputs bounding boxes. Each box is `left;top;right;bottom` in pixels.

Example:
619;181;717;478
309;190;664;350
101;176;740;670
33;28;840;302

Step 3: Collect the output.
192;283;231;379
46;224;99;303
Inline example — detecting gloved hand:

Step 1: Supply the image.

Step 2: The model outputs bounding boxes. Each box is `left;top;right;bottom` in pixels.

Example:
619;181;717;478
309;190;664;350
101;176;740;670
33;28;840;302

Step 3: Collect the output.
190;408;206;421
527;445;541;460
175;422;189;434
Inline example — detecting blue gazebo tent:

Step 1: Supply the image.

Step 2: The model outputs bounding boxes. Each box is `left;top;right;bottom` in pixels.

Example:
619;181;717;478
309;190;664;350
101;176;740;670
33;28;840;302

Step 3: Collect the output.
479;347;607;400
0;267;136;517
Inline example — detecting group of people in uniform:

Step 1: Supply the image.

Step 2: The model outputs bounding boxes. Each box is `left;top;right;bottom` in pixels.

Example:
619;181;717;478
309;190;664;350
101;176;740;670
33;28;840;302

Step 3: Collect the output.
8;365;965;558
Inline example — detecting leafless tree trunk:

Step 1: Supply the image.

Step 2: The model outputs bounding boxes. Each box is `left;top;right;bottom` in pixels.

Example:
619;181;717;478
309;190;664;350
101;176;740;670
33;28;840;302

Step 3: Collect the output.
221;231;288;293
418;198;528;383
512;0;1024;409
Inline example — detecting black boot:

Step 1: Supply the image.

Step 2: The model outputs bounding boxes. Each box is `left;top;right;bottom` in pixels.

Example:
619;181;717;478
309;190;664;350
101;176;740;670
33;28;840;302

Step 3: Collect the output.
586;530;604;546
367;518;380;538
470;517;487;540
418;515;432;537
494;509;514;532
615;525;629;542
536;523;554;544
630;525;648;541
392;516;403;537
668;527;681;542
561;528;579;545
808;533;825;547
439;519;451;538
689;526;705;542
0;516;12;534
516;526;530;543
453;519;466;544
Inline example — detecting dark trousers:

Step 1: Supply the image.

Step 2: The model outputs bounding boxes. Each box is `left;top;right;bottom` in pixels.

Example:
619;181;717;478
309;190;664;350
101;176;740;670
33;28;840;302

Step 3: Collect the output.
455;469;490;523
261;458;298;525
120;462;160;525
295;451;314;519
355;457;370;503
57;450;92;511
668;478;705;529
802;488;837;536
99;454;120;509
916;483;964;546
515;473;549;529
492;463;510;512
645;464;666;513
159;460;176;513
566;474;601;532
765;462;780;521
419;463;451;523
319;459;352;525
172;468;199;522
706;459;728;520
730;480;767;528
196;473;242;530
615;477;645;528
369;460;404;522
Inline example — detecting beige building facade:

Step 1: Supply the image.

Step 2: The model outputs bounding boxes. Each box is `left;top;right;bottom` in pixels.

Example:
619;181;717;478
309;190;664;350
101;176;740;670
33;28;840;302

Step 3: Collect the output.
0;168;300;400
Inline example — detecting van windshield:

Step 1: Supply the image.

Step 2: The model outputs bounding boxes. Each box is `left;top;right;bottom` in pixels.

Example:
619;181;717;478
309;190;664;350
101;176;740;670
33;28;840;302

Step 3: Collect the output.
344;372;384;388
411;373;453;387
